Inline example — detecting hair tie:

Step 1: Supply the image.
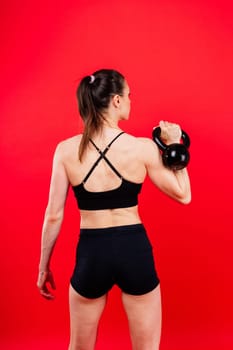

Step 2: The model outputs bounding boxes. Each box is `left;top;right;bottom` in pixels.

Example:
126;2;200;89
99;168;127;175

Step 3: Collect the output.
89;75;95;84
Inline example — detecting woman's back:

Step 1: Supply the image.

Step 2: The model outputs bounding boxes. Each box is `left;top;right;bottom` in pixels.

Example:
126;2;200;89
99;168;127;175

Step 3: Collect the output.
60;128;149;228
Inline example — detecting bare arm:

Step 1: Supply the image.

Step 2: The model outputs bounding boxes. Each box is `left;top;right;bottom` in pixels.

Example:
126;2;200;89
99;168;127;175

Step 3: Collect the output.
142;122;191;204
37;142;69;299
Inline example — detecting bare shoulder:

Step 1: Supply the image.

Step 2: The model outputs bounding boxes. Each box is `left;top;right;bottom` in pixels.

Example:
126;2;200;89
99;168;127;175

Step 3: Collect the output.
137;136;155;146
120;133;160;164
136;136;161;166
136;136;160;153
119;133;146;151
122;133;152;146
53;134;82;159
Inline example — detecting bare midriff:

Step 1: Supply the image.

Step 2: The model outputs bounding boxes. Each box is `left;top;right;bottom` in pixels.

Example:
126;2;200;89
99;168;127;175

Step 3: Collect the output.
79;206;142;229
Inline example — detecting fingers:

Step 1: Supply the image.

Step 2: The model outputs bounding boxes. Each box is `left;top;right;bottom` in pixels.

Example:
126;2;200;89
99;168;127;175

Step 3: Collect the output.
40;286;55;300
159;120;167;128
159;120;179;128
37;271;56;300
159;120;181;143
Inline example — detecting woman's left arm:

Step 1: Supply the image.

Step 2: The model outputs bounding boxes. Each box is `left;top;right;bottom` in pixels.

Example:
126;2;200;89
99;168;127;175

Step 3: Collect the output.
37;142;69;299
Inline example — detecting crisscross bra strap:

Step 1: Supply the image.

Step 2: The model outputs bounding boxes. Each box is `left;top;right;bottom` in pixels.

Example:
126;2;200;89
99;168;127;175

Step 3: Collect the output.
82;132;125;184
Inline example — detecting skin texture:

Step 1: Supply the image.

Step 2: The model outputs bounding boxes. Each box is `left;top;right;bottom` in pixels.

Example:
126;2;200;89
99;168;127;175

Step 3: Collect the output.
37;81;191;350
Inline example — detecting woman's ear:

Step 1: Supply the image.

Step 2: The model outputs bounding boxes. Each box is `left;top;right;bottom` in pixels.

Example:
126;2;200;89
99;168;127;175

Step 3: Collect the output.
112;94;120;108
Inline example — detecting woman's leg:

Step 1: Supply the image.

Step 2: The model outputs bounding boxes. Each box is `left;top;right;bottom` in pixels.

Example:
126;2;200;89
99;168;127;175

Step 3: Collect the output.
68;285;107;350
122;285;162;350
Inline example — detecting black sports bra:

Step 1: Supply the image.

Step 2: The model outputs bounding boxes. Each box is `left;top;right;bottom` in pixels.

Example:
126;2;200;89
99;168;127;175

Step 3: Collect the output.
72;132;142;210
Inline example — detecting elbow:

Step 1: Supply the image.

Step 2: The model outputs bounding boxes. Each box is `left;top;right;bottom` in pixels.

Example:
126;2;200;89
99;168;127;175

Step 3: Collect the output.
180;196;191;205
171;186;191;205
44;208;64;223
178;192;192;205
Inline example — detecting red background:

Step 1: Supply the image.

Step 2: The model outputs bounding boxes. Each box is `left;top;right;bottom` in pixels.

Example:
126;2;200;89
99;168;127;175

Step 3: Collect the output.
1;0;233;349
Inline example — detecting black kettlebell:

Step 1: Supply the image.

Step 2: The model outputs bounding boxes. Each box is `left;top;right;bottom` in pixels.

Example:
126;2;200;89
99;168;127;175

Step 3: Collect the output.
152;127;190;170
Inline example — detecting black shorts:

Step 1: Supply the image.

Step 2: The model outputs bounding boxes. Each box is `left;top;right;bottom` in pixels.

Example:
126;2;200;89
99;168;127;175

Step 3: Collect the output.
70;223;160;299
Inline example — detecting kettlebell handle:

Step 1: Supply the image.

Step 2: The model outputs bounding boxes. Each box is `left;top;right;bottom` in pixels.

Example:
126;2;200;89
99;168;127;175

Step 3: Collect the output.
152;127;190;150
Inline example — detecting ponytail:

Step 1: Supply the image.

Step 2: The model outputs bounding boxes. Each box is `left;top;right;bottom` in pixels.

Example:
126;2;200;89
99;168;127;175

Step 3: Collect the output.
76;69;125;161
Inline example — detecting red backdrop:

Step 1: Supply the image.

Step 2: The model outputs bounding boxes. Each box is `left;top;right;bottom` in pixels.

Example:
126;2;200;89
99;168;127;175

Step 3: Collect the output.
1;0;233;349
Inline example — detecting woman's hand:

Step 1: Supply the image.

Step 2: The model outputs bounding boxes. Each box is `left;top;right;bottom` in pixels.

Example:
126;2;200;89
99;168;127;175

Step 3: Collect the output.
159;120;182;144
37;270;56;300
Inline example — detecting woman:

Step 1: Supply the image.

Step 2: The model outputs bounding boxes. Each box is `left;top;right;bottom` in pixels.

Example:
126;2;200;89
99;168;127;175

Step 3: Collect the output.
37;69;191;350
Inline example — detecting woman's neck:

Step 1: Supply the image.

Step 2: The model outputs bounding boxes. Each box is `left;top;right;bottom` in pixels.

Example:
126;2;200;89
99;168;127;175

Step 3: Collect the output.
102;120;121;131
91;123;123;143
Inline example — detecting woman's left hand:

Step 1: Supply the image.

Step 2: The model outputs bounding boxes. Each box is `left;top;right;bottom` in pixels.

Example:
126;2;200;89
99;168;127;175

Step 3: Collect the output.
37;270;56;300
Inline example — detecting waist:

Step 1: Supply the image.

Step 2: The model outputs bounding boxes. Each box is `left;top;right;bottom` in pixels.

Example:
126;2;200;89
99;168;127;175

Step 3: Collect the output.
80;206;141;229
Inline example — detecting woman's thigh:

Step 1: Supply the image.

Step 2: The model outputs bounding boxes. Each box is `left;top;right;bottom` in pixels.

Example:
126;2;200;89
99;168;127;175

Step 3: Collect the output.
122;285;162;350
69;285;107;349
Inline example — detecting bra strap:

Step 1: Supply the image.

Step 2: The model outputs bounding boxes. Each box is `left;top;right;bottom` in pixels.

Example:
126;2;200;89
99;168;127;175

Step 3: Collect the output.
90;131;125;153
82;132;125;184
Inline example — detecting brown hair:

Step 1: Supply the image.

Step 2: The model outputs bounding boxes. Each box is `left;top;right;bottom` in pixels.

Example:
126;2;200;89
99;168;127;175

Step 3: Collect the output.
77;69;125;161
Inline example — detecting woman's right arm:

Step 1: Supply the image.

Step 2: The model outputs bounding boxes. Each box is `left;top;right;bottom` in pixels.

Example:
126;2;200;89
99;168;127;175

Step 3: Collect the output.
37;142;69;299
142;138;191;204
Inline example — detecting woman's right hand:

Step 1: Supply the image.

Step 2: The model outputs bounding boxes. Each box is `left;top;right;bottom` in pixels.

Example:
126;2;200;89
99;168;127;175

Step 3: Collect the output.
37;270;56;300
159;120;182;144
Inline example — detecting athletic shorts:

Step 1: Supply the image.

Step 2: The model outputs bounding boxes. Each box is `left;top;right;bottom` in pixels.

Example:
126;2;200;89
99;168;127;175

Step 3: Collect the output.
70;223;160;298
